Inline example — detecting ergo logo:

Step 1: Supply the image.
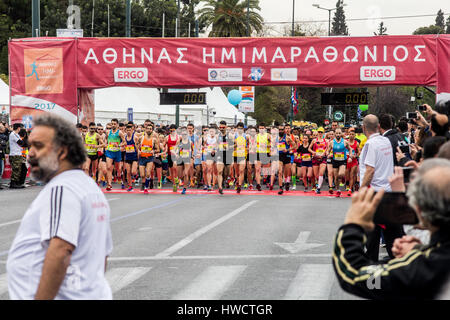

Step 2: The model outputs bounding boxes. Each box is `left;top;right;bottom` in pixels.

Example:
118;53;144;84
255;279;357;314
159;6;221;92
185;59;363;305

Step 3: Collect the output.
360;66;395;81
114;68;148;82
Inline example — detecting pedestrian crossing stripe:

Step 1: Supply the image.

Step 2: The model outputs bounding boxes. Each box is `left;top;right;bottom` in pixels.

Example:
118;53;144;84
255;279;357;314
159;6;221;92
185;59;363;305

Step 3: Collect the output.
1;264;337;300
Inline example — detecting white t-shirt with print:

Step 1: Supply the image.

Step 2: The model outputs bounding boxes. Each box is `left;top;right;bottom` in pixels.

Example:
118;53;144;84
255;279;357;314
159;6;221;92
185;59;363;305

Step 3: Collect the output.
359;133;394;191
6;169;113;300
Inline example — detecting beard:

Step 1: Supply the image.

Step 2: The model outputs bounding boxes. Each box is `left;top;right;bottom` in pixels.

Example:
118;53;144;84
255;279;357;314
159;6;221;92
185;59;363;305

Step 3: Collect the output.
28;150;60;183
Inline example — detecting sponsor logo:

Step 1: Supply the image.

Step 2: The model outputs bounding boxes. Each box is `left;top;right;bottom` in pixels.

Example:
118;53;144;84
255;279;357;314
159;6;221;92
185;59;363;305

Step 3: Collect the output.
114;68;148;82
271;68;298;81
360;66;396;81
208;68;243;82
248;67;264;81
24;48;64;94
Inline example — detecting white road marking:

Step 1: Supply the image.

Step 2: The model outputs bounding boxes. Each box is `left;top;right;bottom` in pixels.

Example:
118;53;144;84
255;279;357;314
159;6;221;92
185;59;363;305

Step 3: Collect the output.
155;200;258;258
0;219;21;228
172;265;246;300
107;198;120;201
108;253;330;261
0;273;8;296
284;264;334;300
275;231;325;254
105;267;151;294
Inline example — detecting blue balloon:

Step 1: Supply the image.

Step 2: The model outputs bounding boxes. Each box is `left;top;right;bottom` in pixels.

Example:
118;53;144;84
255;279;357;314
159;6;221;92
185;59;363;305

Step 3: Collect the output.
227;89;242;105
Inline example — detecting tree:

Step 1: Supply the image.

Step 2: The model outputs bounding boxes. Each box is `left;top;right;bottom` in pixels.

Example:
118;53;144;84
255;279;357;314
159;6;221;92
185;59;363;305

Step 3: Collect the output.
331;0;348;36
436;9;445;29
198;0;263;37
413;25;444;35
374;21;387;36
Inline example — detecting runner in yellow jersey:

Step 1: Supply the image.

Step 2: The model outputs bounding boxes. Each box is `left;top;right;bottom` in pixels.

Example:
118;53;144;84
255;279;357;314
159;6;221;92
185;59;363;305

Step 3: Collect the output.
83;122;103;179
233;122;247;194
254;123;271;191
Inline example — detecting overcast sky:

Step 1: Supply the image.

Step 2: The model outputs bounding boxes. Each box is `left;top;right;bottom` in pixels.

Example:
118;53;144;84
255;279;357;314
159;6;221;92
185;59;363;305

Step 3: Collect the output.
257;0;449;36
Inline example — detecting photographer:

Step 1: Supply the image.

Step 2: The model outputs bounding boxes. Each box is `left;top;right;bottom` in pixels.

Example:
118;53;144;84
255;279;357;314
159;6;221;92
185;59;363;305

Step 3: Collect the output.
332;158;450;299
8;123;25;188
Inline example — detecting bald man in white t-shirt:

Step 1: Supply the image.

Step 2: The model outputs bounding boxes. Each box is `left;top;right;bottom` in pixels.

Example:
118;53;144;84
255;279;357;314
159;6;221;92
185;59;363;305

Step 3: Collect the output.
7;114;113;300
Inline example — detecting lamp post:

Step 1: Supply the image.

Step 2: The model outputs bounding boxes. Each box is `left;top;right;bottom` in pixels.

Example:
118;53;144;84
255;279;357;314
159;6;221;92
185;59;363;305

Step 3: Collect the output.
312;3;346;36
312;3;346;121
32;0;40;37
288;0;296;125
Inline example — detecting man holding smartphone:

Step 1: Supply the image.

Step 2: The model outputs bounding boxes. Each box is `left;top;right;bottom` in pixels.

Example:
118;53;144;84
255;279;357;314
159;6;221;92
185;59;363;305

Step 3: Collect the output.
332;158;450;299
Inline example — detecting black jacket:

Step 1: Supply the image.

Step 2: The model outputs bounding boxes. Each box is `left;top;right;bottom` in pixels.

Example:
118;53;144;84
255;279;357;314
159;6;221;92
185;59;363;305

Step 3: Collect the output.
332;224;450;300
383;129;411;166
0;129;9;159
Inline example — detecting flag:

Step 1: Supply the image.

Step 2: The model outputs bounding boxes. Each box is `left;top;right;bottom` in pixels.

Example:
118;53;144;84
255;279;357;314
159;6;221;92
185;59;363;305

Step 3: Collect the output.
291;87;299;115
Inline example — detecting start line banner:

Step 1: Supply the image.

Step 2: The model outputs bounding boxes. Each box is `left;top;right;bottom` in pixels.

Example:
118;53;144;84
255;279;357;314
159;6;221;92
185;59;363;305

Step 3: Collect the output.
8;35;450;124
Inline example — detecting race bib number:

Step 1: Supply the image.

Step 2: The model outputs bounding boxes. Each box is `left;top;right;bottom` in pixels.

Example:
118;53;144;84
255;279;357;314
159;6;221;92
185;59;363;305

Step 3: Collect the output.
258;142;267;152
316;149;325;157
180;149;189;158
277;143;286;152
236;145;246;157
335;152;345;160
302;154;311;161
207;145;214;153
141;146;153;153
219;142;228;151
125;145;136;153
107;142;120;152
86;144;97;153
295;153;302;160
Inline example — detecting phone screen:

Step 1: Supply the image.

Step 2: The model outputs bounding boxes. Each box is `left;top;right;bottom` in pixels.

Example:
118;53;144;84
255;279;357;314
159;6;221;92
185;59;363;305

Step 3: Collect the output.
373;192;419;225
407;112;418;119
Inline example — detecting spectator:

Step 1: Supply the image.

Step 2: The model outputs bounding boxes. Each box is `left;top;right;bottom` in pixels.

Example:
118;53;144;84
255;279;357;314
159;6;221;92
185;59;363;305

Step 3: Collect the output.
379;114;411;165
423;136;447;159
6;113;113;300
437;141;450;159
332;158;450;299
8;123;25;189
360;114;402;261
0;122;9;189
396;120;409;142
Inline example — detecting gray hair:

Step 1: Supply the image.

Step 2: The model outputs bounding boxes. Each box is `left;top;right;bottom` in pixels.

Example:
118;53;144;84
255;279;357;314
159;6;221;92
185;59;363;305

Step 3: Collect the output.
407;158;450;228
33;113;87;167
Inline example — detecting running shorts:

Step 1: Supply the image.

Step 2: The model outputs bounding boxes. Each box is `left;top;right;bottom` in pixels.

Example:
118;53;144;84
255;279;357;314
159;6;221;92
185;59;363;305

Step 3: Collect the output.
139;156;154;166
332;159;347;169
105;150;122;163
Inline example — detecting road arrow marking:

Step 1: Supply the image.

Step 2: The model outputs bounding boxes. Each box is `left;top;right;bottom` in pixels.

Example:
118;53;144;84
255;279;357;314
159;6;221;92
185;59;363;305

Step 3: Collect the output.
274;231;324;254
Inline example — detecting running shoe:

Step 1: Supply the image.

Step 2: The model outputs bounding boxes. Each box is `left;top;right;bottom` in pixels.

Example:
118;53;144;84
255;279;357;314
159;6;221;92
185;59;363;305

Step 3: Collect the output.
173;182;178;192
346;186;351;192
236;185;241;194
315;188;321;194
181;188;186;195
144;188;148;194
207;185;212;192
158;181;162;189
102;181;107;187
149;179;154;189
229;180;235;187
127;186;133;192
141;183;145;191
304;187;309;193
340;182;345;188
336;190;341;197
269;184;274;191
248;185;254;191
292;184;296;190
278;187;284;195
285;182;290;191
121;183;125;190
256;184;262;191
328;187;334;194
219;188;223;195
312;186;316;192
106;185;112;191
203;185;208;191
243;183;248;189
190;180;195;188
347;190;352;196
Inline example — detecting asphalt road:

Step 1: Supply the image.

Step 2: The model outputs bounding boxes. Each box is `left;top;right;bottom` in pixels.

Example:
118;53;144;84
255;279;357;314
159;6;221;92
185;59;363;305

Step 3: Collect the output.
0;185;364;300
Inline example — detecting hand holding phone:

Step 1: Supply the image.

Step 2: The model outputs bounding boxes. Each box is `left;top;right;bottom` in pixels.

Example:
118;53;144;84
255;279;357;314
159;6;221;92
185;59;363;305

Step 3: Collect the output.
406;112;418;119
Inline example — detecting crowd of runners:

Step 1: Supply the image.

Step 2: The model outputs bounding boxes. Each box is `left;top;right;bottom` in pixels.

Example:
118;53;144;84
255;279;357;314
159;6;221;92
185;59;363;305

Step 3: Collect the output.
79;119;368;197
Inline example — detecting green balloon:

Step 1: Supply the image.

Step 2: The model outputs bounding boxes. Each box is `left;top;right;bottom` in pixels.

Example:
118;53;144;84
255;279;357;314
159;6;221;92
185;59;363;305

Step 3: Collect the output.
359;104;369;112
